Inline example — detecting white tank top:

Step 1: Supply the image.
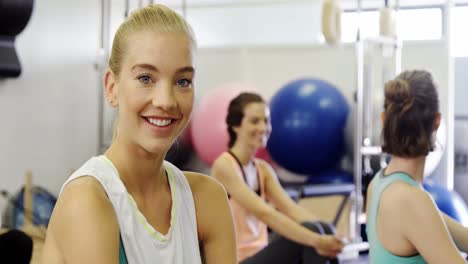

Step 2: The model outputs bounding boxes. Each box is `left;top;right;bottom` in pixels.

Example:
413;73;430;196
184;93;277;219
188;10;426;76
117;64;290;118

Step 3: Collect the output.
60;155;202;264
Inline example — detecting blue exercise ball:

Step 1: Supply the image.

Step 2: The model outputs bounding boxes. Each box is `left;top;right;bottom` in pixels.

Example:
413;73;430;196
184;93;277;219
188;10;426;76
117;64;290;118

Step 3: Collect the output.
423;180;468;226
12;186;57;228
267;78;349;175
306;170;354;185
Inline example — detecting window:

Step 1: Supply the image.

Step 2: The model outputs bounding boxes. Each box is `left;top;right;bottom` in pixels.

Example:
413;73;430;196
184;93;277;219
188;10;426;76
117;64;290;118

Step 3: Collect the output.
341;10;379;42
451;6;468;57
341;8;443;42
398;8;443;41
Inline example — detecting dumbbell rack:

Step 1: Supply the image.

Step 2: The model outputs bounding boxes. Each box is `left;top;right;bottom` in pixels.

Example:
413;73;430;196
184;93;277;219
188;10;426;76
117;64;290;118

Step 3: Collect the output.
350;36;402;244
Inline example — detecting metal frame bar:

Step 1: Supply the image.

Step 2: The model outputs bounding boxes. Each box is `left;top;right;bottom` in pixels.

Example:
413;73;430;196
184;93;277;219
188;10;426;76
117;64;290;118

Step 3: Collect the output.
352;36;402;242
97;0;111;154
444;0;455;190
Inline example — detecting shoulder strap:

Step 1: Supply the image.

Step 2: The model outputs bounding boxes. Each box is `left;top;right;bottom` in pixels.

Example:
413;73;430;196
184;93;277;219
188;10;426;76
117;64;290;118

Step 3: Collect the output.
227;151;261;195
253;158;267;198
379;172;420;189
369;171;419;226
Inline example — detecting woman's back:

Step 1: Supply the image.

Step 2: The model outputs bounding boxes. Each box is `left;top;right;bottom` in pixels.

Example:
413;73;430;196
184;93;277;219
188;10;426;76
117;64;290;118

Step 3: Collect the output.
366;171;426;264
366;168;466;264
367;70;467;264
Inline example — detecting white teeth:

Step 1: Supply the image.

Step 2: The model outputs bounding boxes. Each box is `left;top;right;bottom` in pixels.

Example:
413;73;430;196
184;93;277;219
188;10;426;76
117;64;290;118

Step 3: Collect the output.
147;118;172;127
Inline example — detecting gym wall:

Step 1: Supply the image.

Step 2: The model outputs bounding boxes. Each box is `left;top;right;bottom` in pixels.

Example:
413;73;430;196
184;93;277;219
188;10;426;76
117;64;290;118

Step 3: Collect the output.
0;0;100;195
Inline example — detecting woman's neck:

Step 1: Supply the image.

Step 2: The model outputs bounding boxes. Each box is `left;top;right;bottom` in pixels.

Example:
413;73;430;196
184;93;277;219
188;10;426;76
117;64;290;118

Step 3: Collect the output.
104;139;168;198
385;155;426;183
229;142;257;166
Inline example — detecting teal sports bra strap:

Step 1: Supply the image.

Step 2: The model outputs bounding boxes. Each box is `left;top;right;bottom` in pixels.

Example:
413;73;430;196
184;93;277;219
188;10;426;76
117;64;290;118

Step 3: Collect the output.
370;171;420;225
119;234;128;264
378;172;420;193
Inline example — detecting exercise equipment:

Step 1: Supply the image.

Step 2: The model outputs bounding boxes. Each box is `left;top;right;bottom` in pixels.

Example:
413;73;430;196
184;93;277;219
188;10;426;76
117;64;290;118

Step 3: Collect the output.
344;93;385;175
14;187;55;228
351;32;402;245
267;78;349;175
321;0;342;45
306;170;354;185
0;0;34;77
0;229;33;263
424;180;468;226
2;172;56;229
379;0;397;38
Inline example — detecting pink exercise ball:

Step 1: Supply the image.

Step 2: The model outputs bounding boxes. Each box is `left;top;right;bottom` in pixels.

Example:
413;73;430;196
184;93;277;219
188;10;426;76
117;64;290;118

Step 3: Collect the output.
191;83;259;165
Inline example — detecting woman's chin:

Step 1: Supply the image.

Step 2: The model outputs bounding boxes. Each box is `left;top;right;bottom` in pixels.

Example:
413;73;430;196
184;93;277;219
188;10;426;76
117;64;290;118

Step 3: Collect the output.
140;140;172;157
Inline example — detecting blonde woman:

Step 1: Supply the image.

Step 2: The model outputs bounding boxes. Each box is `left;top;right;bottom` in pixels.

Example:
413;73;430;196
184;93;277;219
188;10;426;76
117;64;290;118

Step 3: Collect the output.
42;5;236;264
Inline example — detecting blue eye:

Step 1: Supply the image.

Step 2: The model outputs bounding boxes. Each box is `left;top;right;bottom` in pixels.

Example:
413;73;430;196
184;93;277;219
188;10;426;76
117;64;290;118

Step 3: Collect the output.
177;78;192;88
138;75;152;84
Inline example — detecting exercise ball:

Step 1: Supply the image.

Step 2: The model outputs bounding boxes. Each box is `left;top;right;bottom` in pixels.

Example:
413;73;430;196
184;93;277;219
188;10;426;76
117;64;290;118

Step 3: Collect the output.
306;170;354;185
423;180;468;226
191;83;258;165
2;186;57;229
267;78;349;175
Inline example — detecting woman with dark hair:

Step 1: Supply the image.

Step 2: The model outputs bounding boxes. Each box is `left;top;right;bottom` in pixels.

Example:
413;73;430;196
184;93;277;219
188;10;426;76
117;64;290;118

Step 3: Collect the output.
211;92;344;264
366;70;468;264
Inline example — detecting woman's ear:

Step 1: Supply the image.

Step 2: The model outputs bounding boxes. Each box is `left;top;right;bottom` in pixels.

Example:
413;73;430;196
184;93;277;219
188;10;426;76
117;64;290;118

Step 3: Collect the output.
232;125;240;135
380;111;386;125
433;112;441;132
104;69;119;108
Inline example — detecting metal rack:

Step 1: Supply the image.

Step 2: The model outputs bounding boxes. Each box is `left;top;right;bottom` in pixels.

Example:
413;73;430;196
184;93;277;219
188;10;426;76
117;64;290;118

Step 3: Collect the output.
350;36;402;243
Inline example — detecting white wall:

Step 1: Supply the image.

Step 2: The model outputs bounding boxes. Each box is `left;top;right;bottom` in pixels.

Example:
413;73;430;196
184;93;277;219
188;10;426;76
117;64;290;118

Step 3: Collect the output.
0;0;100;196
196;41;448;105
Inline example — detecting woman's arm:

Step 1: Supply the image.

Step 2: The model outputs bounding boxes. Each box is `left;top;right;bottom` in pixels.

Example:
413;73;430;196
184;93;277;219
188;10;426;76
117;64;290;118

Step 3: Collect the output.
43;177;120;264
185;172;237;264
442;212;468;253
260;161;319;223
400;187;465;264
211;157;343;257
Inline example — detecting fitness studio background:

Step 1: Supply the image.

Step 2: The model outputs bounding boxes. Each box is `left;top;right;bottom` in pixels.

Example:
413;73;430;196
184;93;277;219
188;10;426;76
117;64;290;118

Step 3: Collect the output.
1;0;468;250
